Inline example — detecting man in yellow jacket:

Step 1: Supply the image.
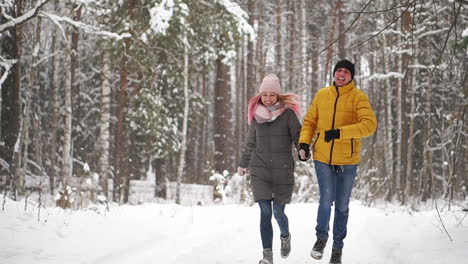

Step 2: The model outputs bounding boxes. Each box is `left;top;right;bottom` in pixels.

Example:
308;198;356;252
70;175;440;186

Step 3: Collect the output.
298;59;377;264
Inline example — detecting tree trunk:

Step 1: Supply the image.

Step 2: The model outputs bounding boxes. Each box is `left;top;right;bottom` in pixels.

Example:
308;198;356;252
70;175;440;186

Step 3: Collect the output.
0;0;23;200
287;2;295;92
99;50;111;198
325;2;337;83
256;0;265;80
61;37;73;192
310;29;319;95
300;0;308;101
70;3;81;170
381;33;395;201
114;48;127;203
275;0;282;76
48;0;60;195
246;0;255;99
235;41;245;168
213;56;230;173
337;1;346;59
402;9;412;204
114;0;135;203
398;10;410;204
176;36;190;205
422;75;434;202
21;16;43;194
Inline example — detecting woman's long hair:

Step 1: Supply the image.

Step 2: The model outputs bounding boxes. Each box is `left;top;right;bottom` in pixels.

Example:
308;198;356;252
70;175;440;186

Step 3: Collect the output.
247;93;302;124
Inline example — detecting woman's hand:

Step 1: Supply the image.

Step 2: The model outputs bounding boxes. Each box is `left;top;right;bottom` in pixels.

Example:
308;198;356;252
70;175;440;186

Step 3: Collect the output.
298;143;310;161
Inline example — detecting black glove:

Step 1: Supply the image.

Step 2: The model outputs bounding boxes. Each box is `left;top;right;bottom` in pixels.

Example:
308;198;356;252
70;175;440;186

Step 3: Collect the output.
324;129;340;143
298;143;310;161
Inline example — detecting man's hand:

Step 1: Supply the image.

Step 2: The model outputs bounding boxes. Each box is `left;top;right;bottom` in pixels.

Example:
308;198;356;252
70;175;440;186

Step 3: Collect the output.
324;129;340;142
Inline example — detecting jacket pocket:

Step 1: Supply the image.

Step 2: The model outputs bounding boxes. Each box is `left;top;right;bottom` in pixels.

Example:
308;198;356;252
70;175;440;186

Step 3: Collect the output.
350;138;354;157
313;132;320;149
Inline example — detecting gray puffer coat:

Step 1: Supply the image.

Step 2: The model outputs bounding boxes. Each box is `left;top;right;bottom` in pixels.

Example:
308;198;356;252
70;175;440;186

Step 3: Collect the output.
239;108;302;204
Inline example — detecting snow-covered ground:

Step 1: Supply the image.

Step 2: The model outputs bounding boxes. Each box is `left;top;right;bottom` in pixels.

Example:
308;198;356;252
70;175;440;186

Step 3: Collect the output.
1;198;467;264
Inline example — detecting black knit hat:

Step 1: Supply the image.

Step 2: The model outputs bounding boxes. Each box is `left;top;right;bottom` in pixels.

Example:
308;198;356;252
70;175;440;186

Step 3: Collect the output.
333;59;355;80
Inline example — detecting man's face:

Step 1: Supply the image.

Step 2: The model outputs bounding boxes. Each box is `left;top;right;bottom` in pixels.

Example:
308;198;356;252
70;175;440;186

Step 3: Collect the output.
334;68;352;87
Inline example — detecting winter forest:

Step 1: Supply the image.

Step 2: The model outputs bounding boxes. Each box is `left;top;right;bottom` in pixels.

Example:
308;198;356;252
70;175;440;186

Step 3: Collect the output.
0;0;467;209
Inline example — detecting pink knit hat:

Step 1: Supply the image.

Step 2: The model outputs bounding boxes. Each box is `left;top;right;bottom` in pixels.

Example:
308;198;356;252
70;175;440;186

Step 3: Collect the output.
259;74;281;94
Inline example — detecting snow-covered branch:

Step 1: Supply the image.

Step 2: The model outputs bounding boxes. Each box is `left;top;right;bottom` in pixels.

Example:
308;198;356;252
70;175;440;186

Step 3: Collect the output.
418;27;450;39
363;72;404;81
215;0;255;40
0;0;49;33
39;12;131;40
0;56;18;89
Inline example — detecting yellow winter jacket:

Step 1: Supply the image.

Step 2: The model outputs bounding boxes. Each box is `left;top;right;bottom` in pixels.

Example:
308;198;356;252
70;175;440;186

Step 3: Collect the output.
299;81;377;165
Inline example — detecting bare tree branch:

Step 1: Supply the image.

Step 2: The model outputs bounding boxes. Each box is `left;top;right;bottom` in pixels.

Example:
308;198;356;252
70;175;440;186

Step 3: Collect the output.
431;0;462;73
435;201;453;242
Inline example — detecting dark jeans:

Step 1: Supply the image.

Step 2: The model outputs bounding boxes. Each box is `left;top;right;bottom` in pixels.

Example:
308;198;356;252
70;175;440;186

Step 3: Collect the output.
314;160;357;249
258;199;290;249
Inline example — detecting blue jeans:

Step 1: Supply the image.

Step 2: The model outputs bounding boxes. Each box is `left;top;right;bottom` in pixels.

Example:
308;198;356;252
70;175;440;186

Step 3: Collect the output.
258;199;290;249
314;160;357;249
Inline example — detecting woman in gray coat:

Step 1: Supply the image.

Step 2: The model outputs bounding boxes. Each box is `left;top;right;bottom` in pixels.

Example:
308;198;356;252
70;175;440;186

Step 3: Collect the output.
238;74;302;264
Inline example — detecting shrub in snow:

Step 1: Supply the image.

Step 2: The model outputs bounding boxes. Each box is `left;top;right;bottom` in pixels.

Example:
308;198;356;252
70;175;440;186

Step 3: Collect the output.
209;170;253;204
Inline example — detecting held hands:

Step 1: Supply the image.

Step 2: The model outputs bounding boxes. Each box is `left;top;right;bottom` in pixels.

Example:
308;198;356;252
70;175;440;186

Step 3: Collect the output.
324;129;340;143
298;143;311;161
237;167;248;176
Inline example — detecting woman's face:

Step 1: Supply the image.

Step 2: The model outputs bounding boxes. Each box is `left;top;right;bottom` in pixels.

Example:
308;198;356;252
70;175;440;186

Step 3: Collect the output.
260;92;278;107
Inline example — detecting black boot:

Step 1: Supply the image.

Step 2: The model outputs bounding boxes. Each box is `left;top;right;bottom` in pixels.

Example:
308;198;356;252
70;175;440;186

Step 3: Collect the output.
310;238;327;259
329;248;342;264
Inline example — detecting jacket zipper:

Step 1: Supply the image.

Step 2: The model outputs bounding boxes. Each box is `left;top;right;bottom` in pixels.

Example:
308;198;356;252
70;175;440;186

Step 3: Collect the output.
351;138;354;156
329;86;340;165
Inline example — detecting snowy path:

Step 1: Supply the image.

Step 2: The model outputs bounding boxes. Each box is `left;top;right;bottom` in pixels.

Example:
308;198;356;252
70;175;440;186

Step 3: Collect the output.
1;199;467;264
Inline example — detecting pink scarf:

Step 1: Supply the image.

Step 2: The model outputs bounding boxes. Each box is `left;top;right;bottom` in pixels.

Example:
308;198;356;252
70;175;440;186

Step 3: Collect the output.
254;103;286;123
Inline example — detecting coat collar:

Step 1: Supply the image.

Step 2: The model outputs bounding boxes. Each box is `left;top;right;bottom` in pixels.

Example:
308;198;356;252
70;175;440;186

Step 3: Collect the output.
330;80;355;96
